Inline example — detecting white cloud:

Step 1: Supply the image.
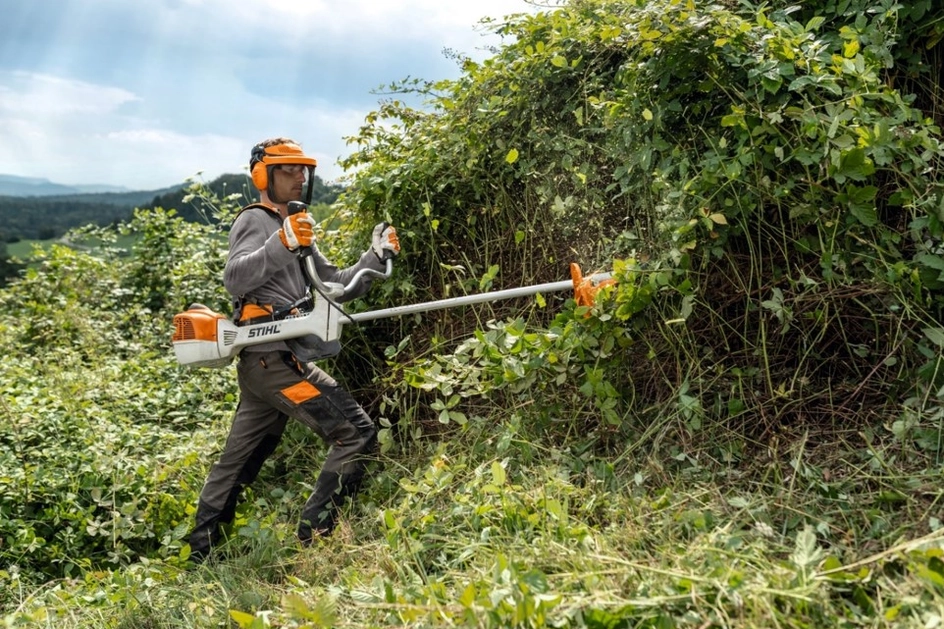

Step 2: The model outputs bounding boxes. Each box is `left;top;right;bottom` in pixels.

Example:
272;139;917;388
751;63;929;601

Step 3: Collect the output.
0;68;369;189
101;130;247;188
0;71;139;116
0;0;546;190
246;0;532;39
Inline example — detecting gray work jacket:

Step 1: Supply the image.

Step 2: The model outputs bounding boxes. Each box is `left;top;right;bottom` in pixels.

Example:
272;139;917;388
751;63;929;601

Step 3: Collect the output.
224;204;385;355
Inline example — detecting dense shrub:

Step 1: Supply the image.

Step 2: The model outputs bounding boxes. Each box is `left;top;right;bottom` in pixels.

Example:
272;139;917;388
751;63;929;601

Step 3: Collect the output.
336;0;944;453
0;187;238;586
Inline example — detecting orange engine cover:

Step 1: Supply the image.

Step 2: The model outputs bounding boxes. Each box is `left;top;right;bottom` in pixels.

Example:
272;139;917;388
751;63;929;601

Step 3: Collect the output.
172;304;227;343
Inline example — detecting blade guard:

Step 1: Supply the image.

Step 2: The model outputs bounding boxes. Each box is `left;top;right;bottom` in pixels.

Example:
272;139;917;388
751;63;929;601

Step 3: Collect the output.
570;263;616;307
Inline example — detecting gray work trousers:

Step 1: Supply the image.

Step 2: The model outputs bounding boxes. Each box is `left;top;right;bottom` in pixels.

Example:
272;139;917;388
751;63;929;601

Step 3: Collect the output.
188;349;377;559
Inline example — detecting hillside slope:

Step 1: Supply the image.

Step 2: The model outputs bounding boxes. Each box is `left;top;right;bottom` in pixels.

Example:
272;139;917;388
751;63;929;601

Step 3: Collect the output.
1;1;943;627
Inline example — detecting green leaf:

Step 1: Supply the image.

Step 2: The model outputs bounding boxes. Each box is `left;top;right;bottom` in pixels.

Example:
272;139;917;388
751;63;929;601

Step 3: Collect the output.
761;75;782;94
916;560;944;587
544;497;564;519
349;589;382;603
229;611;257;629
843;39;860;58
551;55;567;68
822;555;843;571
641;28;662;41
849;204;878;227
923;327;944;349
459;583;477;608
791;526;824;570
642;108;653;121
573;106;584;126
491;461;506;485
282;593;319;621
836;148;875;182
917;254;944;271
849;184;878;204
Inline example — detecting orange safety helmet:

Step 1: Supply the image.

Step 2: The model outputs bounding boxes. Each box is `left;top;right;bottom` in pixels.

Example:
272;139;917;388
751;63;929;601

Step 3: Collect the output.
249;141;318;204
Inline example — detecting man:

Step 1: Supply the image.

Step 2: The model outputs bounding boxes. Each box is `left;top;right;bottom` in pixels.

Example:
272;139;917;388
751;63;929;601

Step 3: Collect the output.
188;137;399;562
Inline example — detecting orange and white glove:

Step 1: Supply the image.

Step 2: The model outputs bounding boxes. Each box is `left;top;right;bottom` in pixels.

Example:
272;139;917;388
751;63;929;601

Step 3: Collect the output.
371;223;400;260
279;212;315;251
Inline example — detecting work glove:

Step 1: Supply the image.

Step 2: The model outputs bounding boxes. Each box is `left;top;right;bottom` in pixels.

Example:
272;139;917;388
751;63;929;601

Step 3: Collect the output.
279;212;315;251
371;223;400;260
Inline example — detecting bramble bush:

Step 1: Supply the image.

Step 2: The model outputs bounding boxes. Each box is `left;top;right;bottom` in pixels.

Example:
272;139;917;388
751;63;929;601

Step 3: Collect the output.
336;0;944;458
0;183;241;589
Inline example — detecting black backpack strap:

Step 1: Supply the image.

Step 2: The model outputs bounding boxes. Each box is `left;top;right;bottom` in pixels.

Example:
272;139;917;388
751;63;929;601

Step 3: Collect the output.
231;203;282;322
233;202;282;225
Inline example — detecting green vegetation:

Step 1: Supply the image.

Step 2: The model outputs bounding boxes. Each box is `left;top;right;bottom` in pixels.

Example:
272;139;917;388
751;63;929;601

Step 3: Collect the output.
2;0;943;627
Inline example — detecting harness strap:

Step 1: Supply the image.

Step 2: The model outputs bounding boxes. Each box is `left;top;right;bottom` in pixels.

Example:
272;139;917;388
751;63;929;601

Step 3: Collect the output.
231;203;286;323
233;202;282;224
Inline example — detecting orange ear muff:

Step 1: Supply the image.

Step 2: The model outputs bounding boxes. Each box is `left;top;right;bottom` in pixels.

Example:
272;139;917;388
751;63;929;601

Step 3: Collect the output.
250;160;268;191
250;144;268;191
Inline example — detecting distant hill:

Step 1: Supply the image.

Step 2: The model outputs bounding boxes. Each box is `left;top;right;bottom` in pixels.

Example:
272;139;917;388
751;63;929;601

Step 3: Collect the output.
0;173;344;241
0;174;132;197
42;185;186;209
0;180;188;242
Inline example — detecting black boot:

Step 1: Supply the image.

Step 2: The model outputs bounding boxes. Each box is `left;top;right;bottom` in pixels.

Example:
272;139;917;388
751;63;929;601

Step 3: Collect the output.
188;500;226;564
297;470;365;544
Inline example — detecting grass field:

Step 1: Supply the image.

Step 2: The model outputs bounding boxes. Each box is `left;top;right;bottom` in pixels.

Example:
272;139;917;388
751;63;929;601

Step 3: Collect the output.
6;239;48;259
6;234;140;261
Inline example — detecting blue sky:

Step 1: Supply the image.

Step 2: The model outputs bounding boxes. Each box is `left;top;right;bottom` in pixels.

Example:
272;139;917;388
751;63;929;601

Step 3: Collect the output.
0;0;541;190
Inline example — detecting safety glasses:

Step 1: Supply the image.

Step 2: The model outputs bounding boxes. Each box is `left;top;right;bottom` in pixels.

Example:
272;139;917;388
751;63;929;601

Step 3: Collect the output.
274;164;311;182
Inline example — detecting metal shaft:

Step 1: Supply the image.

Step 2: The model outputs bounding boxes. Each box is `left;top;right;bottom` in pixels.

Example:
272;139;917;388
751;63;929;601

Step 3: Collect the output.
345;273;611;324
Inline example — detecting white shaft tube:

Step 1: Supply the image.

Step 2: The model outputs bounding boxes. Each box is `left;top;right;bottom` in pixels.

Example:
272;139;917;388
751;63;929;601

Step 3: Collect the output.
346;273;611;324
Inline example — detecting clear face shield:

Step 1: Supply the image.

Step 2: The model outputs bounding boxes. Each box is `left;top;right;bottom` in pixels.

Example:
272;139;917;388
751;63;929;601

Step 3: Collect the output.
269;163;316;205
276;164;311;183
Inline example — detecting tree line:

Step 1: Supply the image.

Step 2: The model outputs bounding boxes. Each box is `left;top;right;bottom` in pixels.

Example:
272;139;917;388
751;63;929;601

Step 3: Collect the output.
0;173;343;242
0;173;344;286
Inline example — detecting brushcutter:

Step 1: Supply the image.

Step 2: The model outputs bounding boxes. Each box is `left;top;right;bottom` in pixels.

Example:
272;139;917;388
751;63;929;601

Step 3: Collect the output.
172;205;613;368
